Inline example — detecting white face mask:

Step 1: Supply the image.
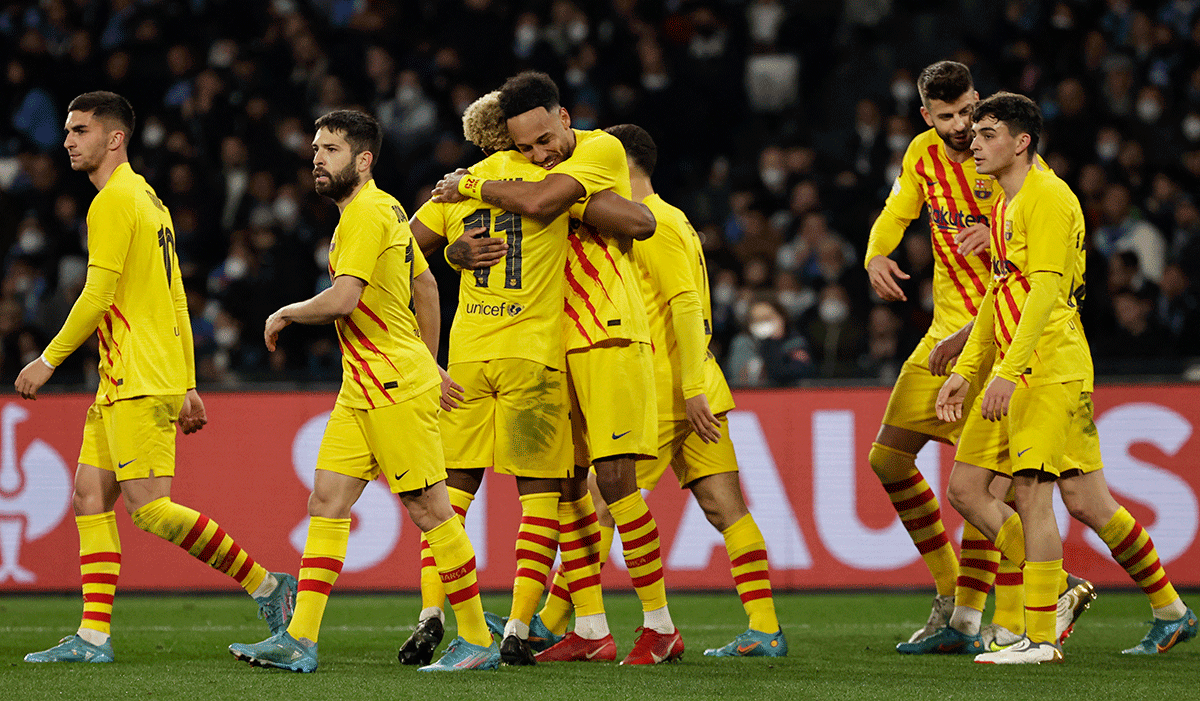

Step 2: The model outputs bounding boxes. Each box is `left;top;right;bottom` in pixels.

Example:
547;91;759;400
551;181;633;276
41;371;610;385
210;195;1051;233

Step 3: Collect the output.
749;320;781;340
1183;114;1200;142
566;20;588;43
778;289;813;316
819;298;850;325
713;282;736;306
285;131;306;152
225;256;249;280
19;227;46;254
1137;99;1163;124
143;121;165;148
891;81;916;103
760;167;786;191
1096;139;1120;161
856;123;878;142
214;325;239;349
565;67;586;87
775;243;798;271
887;134;909;152
396;85;420;108
273;197;299;228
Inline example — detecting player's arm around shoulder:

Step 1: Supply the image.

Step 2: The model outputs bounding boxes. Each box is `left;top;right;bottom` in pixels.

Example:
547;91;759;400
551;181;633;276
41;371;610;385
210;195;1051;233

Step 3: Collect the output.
581;189;655;240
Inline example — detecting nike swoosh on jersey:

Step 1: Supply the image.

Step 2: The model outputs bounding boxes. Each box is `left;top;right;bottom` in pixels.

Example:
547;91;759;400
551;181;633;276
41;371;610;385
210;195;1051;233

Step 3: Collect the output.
611;430;631;440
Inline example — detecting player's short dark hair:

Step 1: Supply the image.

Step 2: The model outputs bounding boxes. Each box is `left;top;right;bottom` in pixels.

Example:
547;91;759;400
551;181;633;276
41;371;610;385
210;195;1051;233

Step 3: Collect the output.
917;61;974;106
605;124;657;177
498;71;561;120
314;110;383;164
68;91;135;134
973;91;1042;157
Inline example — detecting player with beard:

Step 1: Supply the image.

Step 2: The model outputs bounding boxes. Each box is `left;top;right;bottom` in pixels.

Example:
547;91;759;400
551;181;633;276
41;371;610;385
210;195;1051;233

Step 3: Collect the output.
228;110;497;672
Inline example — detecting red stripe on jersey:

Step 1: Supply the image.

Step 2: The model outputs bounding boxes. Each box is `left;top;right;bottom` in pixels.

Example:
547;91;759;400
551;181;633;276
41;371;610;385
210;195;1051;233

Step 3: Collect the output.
916;158;978;315
103;315;123;357
345;317;399;373
568;232;616;306
96;326;114;367
109;304;131;330
564;262;605;334
992;197;1010;267
1001;284;1023;327
994;299;1015;345
336;326;376;409
929;147;987;297
591;230;625;284
337;323;392;404
563;298;594;345
948;158;993;269
356;300;389;332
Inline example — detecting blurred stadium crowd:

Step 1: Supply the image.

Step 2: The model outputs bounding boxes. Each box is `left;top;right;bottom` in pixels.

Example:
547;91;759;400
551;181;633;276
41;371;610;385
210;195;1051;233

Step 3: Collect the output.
2;0;1199;389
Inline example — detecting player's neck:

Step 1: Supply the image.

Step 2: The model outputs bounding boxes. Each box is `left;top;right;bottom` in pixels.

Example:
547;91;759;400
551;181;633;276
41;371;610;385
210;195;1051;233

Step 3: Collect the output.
943;143;972;164
630;175;654;202
334;177;370;212
89;154;128;191
996;158;1033;199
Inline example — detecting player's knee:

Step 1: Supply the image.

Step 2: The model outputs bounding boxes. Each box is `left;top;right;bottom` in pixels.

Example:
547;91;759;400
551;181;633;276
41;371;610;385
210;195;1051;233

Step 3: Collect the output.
945;474;975;516
868;442;916;483
307;490;353;519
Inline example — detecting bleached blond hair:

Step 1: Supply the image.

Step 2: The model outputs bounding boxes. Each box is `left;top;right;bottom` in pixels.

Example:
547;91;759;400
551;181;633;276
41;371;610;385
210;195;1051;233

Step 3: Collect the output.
462;91;513;153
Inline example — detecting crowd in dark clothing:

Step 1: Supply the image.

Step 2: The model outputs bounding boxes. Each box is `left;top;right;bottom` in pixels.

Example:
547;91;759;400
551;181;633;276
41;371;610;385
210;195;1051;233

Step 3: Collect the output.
2;0;1198;390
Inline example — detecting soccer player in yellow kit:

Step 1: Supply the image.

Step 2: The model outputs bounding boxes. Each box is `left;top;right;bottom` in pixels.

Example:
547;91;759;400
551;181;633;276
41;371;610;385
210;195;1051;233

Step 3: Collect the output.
938;92;1196;664
402;91;575;667
532;123;787;658
19;91;296;664
865;61;1033;650
228;110;498;672
434;71;682;665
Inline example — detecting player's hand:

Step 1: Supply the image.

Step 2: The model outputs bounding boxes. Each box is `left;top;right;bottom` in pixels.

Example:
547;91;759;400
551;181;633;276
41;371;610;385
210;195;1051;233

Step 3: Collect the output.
685;394;722;444
928;324;971;376
955;223;990;257
866;255;909;301
264;309;291;351
980;376;1016;422
446;231;507;270
15;357;54;400
431;168;470;203
179;388;208;435
935;373;970;423
438;366;464;411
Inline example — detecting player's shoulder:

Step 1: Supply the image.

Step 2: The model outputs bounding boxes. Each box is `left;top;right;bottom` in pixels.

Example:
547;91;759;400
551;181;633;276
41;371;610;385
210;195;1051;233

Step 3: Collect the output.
1027;165;1079;204
904;129;941;162
573;128;624;156
645;195;693;236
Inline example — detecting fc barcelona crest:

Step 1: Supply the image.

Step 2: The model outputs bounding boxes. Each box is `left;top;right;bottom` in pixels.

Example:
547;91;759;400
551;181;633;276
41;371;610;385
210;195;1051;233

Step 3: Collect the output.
1005;220;1014;241
974;178;993;199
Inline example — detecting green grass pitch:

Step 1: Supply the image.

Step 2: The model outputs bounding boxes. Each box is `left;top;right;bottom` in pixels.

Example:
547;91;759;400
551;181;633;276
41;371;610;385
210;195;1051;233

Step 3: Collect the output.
2;591;1196;701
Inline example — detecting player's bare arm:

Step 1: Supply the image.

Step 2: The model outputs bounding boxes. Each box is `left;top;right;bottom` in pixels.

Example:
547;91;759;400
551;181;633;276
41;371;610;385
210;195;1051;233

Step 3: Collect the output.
264;274;365;351
581;189;656;241
928;321;975;376
434;168;586;221
411;217;448;257
954;222;991;257
866;255;910;301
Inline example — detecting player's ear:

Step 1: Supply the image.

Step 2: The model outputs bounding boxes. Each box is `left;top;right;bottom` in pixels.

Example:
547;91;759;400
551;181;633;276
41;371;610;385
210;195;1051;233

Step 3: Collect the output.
109;129;126;152
919;106;933;128
358;149;374;173
559;106;571;129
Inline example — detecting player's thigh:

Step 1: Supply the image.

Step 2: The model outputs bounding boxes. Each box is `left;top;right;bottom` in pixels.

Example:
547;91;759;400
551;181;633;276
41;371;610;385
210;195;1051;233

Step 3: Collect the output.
362;387;448;494
636;418;691;492
492;358;572;479
316;403;380;485
440;361;497;471
1058;389;1104;476
954;390;1012;477
98;395;184;482
881;334;986;445
1008;381;1079;478
674;414;740;490
567;341;656;463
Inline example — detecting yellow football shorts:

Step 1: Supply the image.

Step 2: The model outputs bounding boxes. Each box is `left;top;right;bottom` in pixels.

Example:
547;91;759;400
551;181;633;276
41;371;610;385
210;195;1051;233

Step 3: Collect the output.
881;333;991;444
440;358;572;479
955;379;1102;478
78;395;185;480
637;413;739;491
567;340;657;466
316;386;447;494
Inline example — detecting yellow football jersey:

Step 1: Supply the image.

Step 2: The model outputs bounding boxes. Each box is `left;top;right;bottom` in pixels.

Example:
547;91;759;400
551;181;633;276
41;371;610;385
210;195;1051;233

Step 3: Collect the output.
633;194;734;420
413;150;569;370
330;180;439;409
558;129;650;351
83;163;190;403
988;164;1092;390
866;128;996;338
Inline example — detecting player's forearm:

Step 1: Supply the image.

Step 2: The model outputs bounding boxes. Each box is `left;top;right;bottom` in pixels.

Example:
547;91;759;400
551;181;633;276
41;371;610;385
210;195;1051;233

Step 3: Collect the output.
279;285;359;326
995;272;1058;382
668;291;707;398
465;175;581;220
954;287;996;381
864;209;910;267
582;190;656;240
412;270;440;359
43;265;120;367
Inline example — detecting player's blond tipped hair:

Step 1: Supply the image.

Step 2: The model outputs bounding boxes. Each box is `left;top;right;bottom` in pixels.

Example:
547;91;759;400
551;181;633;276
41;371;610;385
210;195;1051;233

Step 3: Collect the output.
462;91;514;153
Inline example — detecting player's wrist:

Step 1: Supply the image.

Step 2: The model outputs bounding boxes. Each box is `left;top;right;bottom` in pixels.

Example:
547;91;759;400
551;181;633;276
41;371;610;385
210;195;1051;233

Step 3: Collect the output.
39;354;57;370
458;175;485;200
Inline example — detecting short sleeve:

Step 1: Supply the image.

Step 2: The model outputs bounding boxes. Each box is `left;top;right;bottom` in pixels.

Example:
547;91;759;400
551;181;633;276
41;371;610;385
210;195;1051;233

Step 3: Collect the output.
414;200;448;240
411;238;430;277
333;204;385;284
86;187;136;274
552;130;628;198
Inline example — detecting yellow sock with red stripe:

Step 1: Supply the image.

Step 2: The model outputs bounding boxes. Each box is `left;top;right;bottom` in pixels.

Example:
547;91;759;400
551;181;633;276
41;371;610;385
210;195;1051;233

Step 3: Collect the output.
1024;559;1062;645
993;556;1025;635
130;497;266;594
992;512;1026;569
609;492;667;614
286;516;348;643
425;516;491;647
77;512;121;637
510;492;561;626
1099;507;1181;611
419;487;473;613
956;521;999;614
722;513;779;634
558;493;605;617
873;443;957;596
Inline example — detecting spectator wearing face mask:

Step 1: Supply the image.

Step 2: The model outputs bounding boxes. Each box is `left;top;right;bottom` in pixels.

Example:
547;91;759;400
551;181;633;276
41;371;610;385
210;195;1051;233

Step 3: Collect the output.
803;283;865;378
724;299;814;387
